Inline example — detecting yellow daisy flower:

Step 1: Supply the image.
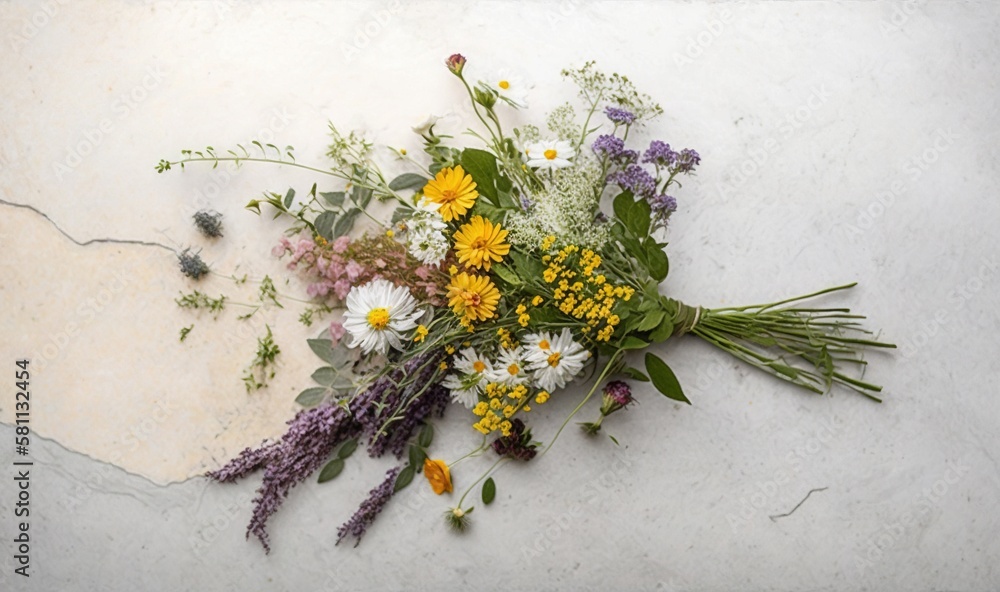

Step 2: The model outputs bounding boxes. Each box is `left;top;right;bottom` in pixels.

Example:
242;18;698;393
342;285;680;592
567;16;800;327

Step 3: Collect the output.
453;216;510;271
446;272;501;324
422;165;478;222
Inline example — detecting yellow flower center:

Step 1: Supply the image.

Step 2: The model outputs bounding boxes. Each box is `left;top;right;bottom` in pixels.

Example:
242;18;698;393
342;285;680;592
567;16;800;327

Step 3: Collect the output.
441;189;458;201
543;149;558;160
498;80;510;90
547;352;562;367
461;290;482;307
507;363;519;376
473;361;486;373
538;339;550;350
471;237;488;249
366;307;390;330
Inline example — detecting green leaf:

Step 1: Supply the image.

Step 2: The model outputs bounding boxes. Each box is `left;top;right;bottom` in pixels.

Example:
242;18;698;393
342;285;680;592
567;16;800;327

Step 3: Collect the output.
307;338;336;364
491;264;521;287
283;187;295;209
645;244;669;282
352;186;373;209
311;366;337;385
630;197;651;237
613;192;634;227
417;423;434;448
648;317;675;342
317;458;345;483
620;366;650;382
320;191;345;208
460;148;500;205
394;465;415;492
645;353;690;404
314;211;337;241
609;435;620;446
337;438;359;459
333;208;361;237
508;251;545;279
619;336;650;350
636;310;666;332
295;387;327;407
408;445;426;471
482;477;496;505
388;173;429;191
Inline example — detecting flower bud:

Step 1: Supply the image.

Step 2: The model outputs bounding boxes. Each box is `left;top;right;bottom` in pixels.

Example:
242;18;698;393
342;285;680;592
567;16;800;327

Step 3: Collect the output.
445;53;467;76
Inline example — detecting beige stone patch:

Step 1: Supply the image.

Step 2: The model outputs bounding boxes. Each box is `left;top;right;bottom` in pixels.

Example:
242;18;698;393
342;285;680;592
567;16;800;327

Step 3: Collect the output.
0;206;321;484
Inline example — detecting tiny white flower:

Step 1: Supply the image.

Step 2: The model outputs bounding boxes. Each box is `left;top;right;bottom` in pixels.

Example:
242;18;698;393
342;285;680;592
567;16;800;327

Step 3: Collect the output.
488;346;530;387
524;139;575;170
523;328;591;392
342;279;423;355
411;114;441;135
483;69;528;108
407;226;449;266
441;348;493;408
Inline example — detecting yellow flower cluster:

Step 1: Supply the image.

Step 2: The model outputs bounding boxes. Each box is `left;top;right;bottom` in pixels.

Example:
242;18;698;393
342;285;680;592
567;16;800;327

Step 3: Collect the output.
539;239;635;342
472;382;532;436
496;327;516;349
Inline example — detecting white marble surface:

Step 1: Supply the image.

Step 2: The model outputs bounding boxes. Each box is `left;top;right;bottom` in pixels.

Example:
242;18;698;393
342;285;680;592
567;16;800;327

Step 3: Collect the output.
1;1;999;590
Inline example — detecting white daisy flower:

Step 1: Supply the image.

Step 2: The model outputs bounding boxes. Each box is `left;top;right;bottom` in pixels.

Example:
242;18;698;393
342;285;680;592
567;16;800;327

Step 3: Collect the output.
407;226;449;266
342;279;423;355
487;346;530;387
483;69;528;108
524;139;575;170
441;347;493;408
411;114;441;135
523;328;591;392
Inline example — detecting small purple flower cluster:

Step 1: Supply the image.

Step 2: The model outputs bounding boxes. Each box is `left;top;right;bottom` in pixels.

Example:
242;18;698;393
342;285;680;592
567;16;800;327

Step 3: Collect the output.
675;148;701;173
336;466;402;547
592;134;638;165
594;133;701;228
642;140;678;167
607;164;657;198
491;418;538;461
604;106;637;126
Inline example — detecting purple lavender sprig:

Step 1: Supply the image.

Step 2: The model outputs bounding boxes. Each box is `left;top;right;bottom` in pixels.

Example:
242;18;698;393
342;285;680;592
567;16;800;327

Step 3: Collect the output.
242;403;360;552
336;467;402;547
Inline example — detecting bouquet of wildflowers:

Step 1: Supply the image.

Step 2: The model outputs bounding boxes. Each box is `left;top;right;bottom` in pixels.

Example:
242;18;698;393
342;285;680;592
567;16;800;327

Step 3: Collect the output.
157;54;893;551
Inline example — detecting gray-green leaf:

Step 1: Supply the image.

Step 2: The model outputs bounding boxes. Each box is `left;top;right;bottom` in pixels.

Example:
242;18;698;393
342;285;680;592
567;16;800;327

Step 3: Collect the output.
295;387;328;408
337;438;359;459
314;211;337;241
394;465;415;492
307;338;336;364
320;191;346;208
388;173;429;191
418;423;434;448
333;208;361;237
317;458;345;483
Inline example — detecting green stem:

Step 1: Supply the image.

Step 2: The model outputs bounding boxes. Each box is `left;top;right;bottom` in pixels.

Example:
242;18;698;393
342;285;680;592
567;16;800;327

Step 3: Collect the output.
457;457;505;508
541;349;622;456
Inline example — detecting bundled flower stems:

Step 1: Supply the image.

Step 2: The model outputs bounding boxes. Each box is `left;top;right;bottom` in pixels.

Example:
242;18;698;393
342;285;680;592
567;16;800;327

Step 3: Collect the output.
158;54;894;551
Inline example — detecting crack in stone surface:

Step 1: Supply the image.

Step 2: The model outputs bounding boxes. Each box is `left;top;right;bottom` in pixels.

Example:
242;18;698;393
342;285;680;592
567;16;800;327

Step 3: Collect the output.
769;487;828;522
0;198;177;253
